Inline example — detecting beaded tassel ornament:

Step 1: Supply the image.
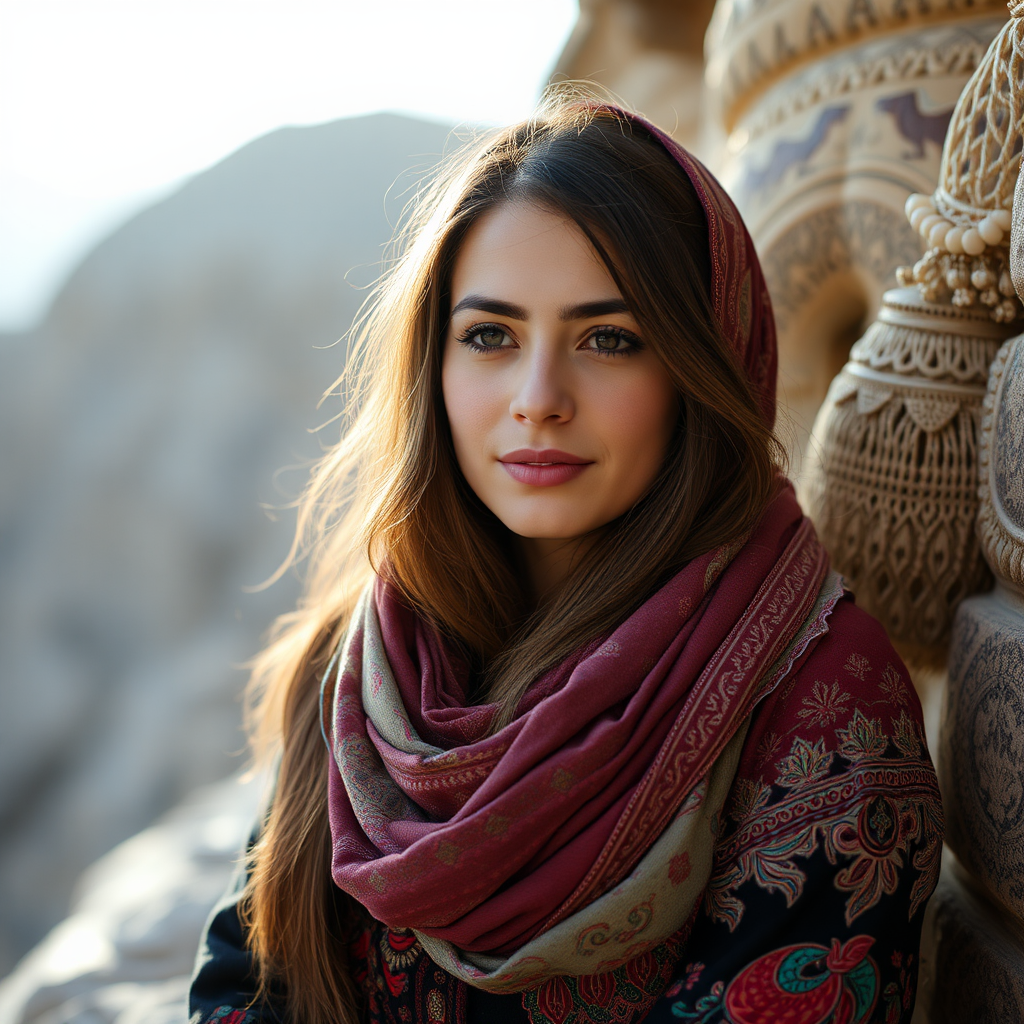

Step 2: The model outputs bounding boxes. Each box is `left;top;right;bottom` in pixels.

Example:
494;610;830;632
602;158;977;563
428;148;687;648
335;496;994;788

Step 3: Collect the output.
897;4;1024;323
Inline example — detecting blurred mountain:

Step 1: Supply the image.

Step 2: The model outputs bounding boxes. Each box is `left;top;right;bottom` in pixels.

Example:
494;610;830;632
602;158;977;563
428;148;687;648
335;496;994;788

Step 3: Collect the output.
0;112;457;973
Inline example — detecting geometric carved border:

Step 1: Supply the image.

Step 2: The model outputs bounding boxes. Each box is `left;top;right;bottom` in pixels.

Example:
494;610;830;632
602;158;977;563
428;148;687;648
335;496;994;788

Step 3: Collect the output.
978;335;1024;591
763;201;922;333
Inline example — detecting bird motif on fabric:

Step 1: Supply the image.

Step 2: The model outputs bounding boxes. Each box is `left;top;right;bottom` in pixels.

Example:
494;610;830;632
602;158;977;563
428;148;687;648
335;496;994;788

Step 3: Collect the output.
723;936;878;1024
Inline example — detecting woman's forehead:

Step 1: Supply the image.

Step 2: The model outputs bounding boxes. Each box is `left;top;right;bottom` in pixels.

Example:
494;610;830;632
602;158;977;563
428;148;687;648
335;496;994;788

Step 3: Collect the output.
449;202;626;314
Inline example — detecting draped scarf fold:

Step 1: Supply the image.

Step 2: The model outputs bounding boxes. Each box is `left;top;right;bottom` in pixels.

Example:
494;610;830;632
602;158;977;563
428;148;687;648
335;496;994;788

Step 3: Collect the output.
323;108;835;992
324;488;841;991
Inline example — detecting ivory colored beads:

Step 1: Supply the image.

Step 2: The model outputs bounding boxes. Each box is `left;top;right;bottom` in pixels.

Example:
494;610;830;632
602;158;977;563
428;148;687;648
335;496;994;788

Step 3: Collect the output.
902;192;1011;254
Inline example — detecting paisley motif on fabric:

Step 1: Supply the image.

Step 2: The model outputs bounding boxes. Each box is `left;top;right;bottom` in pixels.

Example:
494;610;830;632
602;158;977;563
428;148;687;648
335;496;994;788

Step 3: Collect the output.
351;917;467;1024
723;936;879;1024
521;925;689;1024
667;936;879;1024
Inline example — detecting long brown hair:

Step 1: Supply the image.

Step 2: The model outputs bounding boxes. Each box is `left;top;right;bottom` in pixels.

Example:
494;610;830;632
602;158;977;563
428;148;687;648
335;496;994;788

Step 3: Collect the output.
242;89;784;1023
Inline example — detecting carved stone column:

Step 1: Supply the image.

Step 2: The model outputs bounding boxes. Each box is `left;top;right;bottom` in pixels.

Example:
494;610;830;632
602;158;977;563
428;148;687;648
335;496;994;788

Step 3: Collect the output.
927;326;1024;1022
705;0;1006;464
551;0;717;153
925;127;1024;1020
803;9;1024;671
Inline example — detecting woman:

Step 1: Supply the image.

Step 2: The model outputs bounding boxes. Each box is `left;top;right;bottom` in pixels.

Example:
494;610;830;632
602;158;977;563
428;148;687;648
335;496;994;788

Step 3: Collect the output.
190;94;942;1024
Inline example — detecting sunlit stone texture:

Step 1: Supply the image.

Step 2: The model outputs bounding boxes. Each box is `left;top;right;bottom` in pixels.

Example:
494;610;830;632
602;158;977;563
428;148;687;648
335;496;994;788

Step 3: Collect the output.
706;0;1006;466
802;9;1023;660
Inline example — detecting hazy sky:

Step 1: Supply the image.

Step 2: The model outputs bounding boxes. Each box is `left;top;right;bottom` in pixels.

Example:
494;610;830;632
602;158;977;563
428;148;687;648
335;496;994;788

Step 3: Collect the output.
0;0;578;331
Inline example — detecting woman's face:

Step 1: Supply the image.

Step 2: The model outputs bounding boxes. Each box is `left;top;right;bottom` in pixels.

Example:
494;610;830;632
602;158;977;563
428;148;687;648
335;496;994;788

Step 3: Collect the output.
442;201;678;579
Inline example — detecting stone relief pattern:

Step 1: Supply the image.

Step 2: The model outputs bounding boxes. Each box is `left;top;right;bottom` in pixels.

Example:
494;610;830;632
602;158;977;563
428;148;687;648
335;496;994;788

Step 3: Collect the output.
809;374;992;649
978;337;1024;588
943;600;1024;917
936;14;1024;218
928;873;1024;1024
798;4;1024;650
849;317;998;383
801;271;1014;650
736;21;1000;144
733;104;852;210
897;11;1024;324
995;344;1024;527
762;201;920;332
706;0;1005;128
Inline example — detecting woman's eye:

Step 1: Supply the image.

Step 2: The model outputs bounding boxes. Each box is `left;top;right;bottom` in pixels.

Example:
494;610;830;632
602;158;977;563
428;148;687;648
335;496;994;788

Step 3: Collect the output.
476;327;508;348
459;325;511;350
587;328;639;355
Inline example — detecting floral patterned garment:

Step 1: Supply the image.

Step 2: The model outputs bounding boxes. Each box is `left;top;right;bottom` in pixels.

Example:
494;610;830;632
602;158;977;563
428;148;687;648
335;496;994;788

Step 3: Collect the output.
189;595;941;1024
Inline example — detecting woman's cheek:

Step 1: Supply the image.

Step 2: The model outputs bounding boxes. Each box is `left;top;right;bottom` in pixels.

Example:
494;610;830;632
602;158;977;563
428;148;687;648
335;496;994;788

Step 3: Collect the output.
597;372;676;478
443;361;503;474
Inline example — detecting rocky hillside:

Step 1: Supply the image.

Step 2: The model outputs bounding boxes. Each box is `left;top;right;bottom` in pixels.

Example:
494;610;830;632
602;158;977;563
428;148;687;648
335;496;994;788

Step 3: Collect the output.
0;112;458;972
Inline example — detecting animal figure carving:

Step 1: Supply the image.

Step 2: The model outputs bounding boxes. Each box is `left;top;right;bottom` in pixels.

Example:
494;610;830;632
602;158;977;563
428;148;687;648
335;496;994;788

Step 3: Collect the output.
876;91;955;158
705;0;1006;468
742;106;851;194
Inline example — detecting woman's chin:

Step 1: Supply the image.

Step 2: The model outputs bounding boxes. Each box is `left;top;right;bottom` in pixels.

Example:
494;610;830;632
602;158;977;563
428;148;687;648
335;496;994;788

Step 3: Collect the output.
501;515;603;544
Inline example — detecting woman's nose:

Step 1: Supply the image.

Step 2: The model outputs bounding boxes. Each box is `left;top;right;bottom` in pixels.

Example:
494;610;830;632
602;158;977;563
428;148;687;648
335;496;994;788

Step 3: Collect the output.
508;348;575;425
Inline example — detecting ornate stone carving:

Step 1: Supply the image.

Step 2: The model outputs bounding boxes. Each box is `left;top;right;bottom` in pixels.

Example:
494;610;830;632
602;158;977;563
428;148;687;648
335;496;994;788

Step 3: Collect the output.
898;11;1024;322
764;202;923;332
706;0;1007;134
930;60;1024;1022
706;5;1006;463
803;7;1024;654
803;288;1009;652
736;28;996;146
932;321;1024;1023
978;336;1024;589
977;157;1024;592
942;585;1024;915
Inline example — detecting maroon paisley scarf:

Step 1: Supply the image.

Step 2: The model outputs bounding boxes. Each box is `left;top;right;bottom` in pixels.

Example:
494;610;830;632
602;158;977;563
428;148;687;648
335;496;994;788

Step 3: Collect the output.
323;108;835;990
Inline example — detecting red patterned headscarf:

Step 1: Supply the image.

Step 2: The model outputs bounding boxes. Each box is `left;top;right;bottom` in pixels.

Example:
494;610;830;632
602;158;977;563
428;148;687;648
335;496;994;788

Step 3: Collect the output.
624;110;778;428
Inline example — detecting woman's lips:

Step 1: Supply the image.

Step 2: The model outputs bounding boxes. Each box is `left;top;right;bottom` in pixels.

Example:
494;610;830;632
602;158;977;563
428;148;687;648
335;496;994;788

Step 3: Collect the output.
498;449;593;487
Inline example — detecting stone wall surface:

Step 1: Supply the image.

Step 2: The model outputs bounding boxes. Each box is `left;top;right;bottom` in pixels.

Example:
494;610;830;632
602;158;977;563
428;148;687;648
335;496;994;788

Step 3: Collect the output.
552;0;717;154
927;328;1024;1021
0;112;455;977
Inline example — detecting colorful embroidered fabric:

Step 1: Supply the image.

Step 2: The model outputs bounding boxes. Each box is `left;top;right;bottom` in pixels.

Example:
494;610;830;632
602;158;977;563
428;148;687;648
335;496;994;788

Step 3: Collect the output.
644;597;942;1024
190;596;941;1024
323;485;835;990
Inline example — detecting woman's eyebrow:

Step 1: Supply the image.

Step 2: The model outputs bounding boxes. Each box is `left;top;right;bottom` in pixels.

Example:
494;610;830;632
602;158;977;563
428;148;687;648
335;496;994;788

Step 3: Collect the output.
450;295;528;320
558;299;630;321
450;296;630;322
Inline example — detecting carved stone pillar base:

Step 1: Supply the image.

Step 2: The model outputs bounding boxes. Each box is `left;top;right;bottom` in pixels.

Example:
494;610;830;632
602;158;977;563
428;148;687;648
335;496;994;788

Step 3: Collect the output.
933;328;1024;1021
926;852;1024;1023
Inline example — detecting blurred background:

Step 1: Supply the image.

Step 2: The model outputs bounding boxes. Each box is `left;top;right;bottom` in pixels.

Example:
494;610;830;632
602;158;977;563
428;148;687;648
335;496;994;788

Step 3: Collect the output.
0;0;582;1005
